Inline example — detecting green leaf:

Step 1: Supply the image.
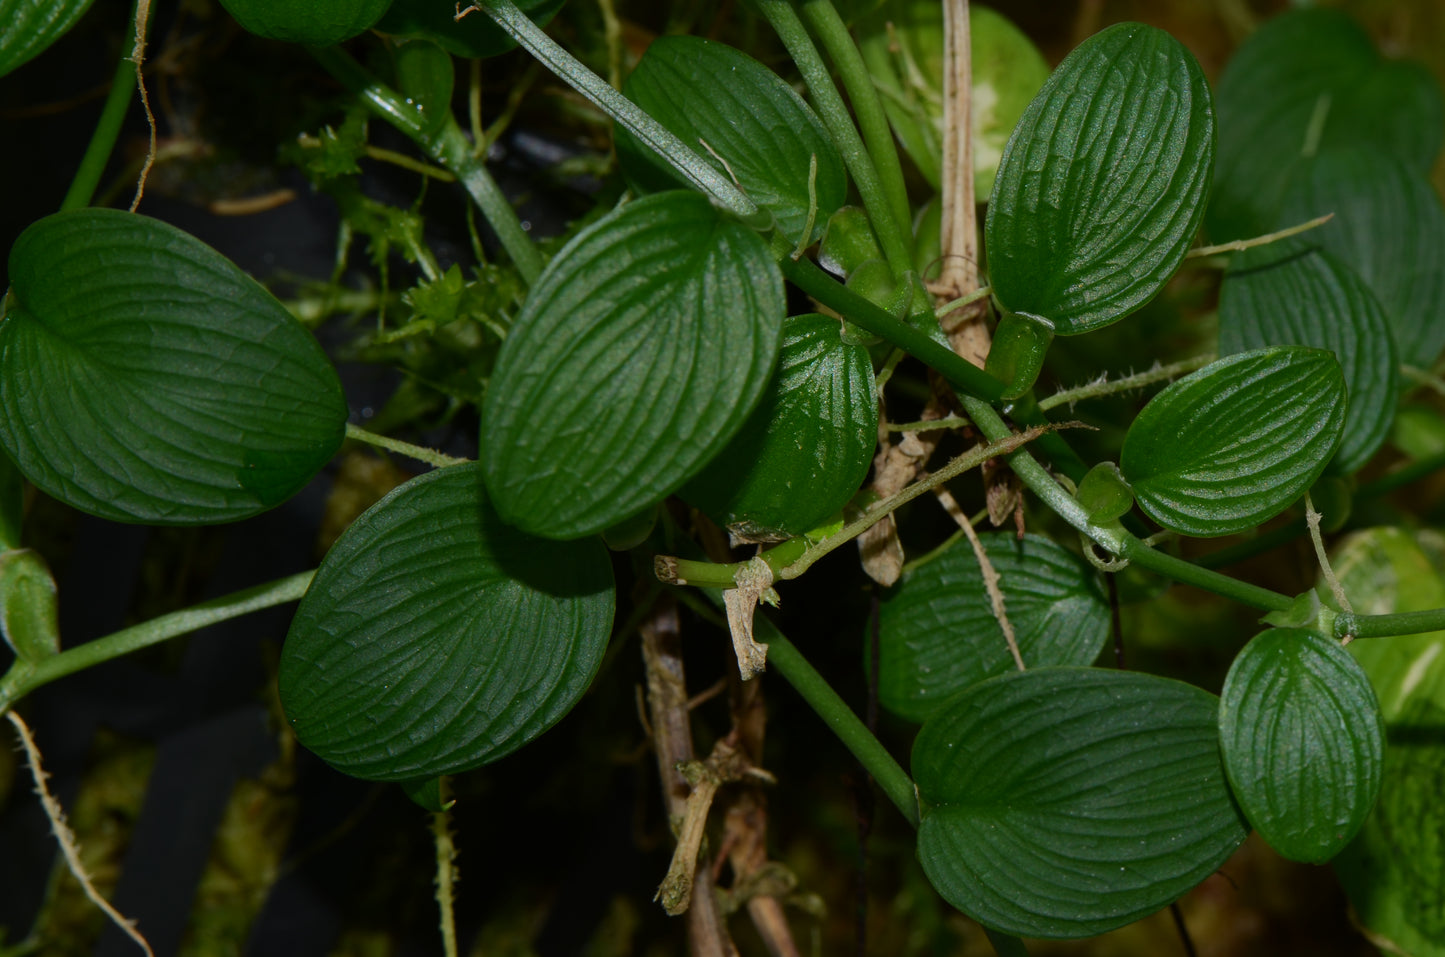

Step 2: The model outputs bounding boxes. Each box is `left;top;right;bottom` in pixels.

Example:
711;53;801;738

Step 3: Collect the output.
481;192;783;540
0;549;59;663
1218;243;1397;475
1327;528;1445;955
216;0;394;45
614;36;847;246
0;0;95;77
1119;347;1346;537
913;667;1248;938
0;450;20;551
0;210;347;525
1074;462;1134;525
390;39;454;135
1279;147;1445;370
400;776;454;812
1210;8;1445;241
375;0;564;58
1219;628;1383;863
855;1;1049;196
279;464;615;782
680;314;876;540
878;535;1109;723
984;22;1214;335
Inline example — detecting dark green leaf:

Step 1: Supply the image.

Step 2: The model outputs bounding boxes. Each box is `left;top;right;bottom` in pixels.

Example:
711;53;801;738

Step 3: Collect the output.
913;668;1248;938
615;36;847;246
1210;8;1444;240
0;210;347;525
1119;347;1346;537
390;39;454;135
0;450;20;551
1280;147;1445;370
481;191;783;540
1327;527;1445;955
819;207;883;279
1075;462;1134;525
0;0;95;77
375;0;564;58
1219;243;1397;475
984;22;1214;335
1219;628;1383;863
680;314;875;540
400;776;454;812
0;549;59;663
878;536;1109;723
280;464;615;782
216;0;394;45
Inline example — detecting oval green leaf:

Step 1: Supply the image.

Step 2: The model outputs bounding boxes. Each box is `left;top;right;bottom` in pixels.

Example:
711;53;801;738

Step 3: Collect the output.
1280;147;1445;370
914;667;1248;939
984;22;1215;335
680;314;876;540
375;0;564;59
615;36;847;246
1219;627;1383;864
279;464;615;782
216;0;394;45
0;0;95;77
481;191;784;540
877;534;1109;723
0;549;60;663
0;210;348;525
1119;347;1346;537
1219;243;1397;475
1210;8;1444;241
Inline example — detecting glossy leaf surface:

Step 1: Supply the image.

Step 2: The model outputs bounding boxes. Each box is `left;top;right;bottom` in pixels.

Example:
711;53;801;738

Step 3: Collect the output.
217;0;394;45
0;210;347;525
615;36;847;246
1219;628;1383;863
1280;147;1445;369
1210;8;1444;240
280;465;615;782
914;668;1248;938
481;192;783;540
0;0;95;77
985;22;1214;334
1329;528;1445;955
1219;243;1396;475
680;314;875;540
375;0;564;58
877;535;1109;723
1119;347;1345;537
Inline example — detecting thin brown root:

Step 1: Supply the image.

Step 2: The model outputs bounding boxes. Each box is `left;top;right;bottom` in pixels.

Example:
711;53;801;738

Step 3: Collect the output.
934;486;1024;670
129;0;156;213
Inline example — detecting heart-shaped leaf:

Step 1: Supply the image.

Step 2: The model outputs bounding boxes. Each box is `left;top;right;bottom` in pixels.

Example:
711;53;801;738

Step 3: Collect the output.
1210;8;1444;241
614;36;847;246
914;667;1248;938
0;0;95;77
217;0;394;45
375;0;565;59
1219;243;1397;475
984;22;1215;335
1219;628;1384;863
1119;347;1346;537
1279;147;1445;370
279;464;615;782
680;313;876;540
877;534;1109;723
0;210;348;525
481;191;783;540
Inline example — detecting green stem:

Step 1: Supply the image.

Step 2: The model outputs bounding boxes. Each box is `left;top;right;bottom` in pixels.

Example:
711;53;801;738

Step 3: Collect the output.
1193;519;1306;569
345;424;469;469
750;613;919;827
308;46;544;286
476;0;765;227
778;243;1007;401
0;571;315;716
797;0;913;254
1338;607;1445;641
1357;448;1445;499
60;0;145;211
985;928;1032;957
754;0;913;275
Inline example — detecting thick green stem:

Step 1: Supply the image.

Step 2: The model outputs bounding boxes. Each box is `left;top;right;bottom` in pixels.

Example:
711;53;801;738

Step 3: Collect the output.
750;613;919;827
60;0;145;211
754;0;913;275
308;46;544;285
798;0;913;253
1338;607;1445;641
0;571;315;716
475;0;764;227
